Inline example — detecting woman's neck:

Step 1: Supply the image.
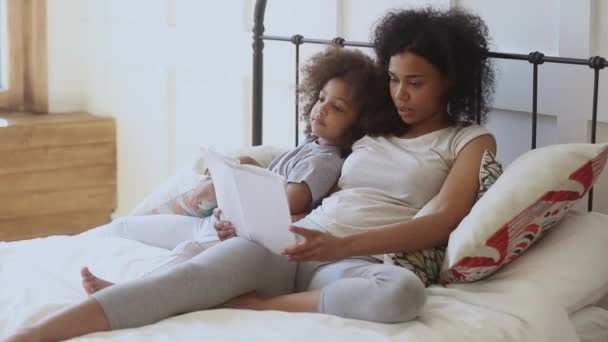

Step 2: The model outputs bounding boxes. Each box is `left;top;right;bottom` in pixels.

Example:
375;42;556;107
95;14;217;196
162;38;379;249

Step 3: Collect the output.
399;112;452;139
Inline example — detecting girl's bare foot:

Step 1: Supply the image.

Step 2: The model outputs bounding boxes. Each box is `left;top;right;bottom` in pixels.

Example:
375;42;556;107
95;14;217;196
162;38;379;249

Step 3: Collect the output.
80;267;114;295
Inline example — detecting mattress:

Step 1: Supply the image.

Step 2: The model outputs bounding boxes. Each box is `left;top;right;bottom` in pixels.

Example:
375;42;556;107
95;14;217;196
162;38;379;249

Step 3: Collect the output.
571;306;608;342
0;233;584;341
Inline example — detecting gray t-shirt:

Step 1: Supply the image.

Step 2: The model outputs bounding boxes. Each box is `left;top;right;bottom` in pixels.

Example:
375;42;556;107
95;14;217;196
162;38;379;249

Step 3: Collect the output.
267;136;344;208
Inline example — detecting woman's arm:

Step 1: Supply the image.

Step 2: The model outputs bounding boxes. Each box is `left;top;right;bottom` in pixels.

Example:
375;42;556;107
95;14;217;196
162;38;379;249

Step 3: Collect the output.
326;181;342;196
284;135;496;261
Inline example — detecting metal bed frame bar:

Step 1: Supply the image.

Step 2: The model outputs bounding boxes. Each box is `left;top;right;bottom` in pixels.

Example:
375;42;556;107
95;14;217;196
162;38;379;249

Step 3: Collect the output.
252;0;607;211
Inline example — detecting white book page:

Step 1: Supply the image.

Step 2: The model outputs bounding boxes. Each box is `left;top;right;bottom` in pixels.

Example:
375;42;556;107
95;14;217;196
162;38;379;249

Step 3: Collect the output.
201;148;295;254
200;149;248;239
232;165;295;254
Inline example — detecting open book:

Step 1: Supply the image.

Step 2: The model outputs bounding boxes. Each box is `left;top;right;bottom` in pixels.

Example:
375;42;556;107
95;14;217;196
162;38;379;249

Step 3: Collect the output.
200;147;296;254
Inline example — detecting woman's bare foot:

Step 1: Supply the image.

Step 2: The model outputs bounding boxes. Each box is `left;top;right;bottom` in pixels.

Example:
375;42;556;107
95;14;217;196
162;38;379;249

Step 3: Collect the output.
81;267;114;295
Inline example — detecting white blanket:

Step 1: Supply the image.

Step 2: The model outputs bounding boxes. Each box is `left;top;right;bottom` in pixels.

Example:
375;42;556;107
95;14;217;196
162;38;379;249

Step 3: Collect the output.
0;234;580;341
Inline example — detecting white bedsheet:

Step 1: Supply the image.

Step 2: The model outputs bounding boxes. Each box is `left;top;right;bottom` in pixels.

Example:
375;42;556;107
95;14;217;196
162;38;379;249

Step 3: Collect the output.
0;234;580;341
571;306;608;342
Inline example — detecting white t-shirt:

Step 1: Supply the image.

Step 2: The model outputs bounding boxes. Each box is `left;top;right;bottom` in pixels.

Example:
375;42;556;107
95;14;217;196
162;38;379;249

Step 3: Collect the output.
306;124;493;237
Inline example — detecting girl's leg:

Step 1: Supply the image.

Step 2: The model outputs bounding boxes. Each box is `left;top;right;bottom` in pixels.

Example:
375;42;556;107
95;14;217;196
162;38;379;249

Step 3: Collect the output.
80;215;217;294
92;214;217;250
142;239;219;275
82;240;220;294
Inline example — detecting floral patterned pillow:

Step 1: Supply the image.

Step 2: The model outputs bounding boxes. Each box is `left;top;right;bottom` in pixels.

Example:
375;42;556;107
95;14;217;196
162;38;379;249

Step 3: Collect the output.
386;150;503;286
441;143;608;283
477;150;503;201
146;176;218;217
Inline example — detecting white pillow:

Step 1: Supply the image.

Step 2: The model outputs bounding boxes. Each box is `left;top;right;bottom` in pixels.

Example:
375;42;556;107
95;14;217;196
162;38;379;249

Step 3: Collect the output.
441;143;608;283
488;210;608;314
131;145;287;216
599;293;608;311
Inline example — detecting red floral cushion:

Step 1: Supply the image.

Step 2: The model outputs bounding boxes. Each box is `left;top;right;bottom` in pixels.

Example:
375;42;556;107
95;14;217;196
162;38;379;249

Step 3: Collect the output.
441;143;608;283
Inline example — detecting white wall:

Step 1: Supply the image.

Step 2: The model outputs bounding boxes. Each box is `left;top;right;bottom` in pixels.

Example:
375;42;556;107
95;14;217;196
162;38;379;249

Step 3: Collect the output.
47;0;87;112
47;0;252;216
46;0;338;216
455;0;607;212
46;0;608;215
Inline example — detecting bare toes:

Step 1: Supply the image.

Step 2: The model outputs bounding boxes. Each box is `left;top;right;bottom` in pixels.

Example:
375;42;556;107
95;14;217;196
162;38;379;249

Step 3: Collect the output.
81;267;93;279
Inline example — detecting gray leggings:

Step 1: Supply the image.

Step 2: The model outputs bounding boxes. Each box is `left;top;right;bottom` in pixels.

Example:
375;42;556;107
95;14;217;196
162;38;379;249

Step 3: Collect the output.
92;237;426;329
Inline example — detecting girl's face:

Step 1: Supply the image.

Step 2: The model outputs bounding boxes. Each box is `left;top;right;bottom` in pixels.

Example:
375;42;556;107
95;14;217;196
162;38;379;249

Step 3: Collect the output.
310;77;358;146
388;52;450;129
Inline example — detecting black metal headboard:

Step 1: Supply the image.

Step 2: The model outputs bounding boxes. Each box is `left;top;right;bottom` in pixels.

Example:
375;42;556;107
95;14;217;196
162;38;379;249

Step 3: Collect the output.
251;0;607;211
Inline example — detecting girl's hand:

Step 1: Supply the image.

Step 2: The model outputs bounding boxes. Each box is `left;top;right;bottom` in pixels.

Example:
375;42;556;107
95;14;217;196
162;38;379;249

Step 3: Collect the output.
282;226;349;262
213;208;236;241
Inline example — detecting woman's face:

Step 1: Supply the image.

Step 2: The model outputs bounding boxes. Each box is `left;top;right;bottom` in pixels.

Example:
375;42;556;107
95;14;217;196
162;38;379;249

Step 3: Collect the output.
310;77;358;146
388;52;449;127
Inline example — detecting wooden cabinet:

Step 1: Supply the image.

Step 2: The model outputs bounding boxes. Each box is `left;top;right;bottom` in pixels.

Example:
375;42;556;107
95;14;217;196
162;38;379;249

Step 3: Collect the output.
0;112;116;241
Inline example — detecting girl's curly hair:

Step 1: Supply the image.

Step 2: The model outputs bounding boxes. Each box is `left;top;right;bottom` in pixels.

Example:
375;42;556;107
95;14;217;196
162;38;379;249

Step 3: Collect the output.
371;7;495;133
299;47;387;157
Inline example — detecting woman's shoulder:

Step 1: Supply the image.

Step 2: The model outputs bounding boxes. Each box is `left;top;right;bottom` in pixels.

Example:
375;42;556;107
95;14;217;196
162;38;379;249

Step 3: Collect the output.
448;123;495;156
449;122;491;135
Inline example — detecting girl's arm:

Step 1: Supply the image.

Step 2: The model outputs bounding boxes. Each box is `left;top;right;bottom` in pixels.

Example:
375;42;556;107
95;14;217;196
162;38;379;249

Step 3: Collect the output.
284;134;496;261
286;182;313;215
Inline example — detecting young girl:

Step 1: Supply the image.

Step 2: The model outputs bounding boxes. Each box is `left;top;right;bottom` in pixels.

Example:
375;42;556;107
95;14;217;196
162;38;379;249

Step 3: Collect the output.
8;7;497;341
80;46;384;294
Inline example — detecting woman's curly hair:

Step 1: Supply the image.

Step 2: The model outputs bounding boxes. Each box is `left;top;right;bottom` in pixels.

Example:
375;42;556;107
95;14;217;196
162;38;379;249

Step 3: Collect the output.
299;47;387;157
371;7;495;133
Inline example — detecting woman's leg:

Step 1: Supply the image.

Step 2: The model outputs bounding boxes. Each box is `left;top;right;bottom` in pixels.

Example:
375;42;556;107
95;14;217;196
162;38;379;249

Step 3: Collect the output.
232;258;426;323
93;215;216;250
306;258;426;323
93;237;296;330
7;298;110;342
221;289;322;313
12;237;297;341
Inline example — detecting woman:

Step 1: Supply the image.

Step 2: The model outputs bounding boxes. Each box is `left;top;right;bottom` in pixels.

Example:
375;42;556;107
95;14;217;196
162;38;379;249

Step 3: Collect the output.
7;7;496;341
216;5;496;317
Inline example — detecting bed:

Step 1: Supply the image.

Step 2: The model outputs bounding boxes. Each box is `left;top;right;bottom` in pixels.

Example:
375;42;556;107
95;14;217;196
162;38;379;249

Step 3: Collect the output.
2;0;608;340
0;226;603;342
